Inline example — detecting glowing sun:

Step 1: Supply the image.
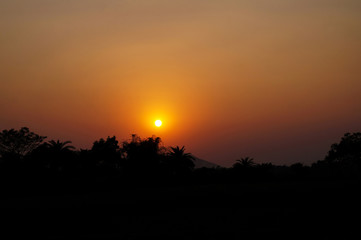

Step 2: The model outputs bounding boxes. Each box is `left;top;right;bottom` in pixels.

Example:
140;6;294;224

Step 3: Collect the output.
155;120;162;127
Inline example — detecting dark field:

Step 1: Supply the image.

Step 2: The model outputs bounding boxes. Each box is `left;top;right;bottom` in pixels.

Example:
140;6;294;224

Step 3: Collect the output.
1;180;360;239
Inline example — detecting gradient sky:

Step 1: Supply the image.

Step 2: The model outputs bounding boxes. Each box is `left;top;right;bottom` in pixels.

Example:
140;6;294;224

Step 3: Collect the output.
1;0;361;167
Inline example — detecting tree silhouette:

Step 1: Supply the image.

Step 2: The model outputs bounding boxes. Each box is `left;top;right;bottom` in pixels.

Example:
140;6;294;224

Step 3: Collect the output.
166;146;195;176
325;132;361;164
121;135;166;181
231;157;256;181
122;135;163;165
0;127;46;159
4;126;360;190
90;136;122;171
37;140;76;173
320;132;361;177
92;136;119;153
233;157;255;168
46;140;75;152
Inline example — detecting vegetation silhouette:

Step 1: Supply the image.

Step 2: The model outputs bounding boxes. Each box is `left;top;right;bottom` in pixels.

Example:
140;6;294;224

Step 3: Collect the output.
0;127;46;158
0;127;360;238
312;132;361;179
1;127;360;189
166;146;195;177
233;157;255;168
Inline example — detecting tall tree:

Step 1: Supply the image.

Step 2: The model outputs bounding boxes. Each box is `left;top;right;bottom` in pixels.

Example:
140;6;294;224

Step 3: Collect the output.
121;135;163;166
167;146;195;175
323;132;361;177
38;140;76;173
233;157;255;168
0;127;46;159
91;136;122;170
121;135;166;181
325;132;361;164
46;140;75;153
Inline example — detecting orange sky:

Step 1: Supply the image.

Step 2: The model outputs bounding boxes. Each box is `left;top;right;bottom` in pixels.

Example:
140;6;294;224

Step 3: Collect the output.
1;0;361;166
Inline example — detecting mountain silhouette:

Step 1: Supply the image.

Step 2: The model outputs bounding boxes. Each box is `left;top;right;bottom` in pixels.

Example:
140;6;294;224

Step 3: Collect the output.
193;157;220;168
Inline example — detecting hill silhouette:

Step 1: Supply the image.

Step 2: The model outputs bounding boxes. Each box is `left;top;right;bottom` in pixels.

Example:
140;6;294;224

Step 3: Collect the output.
193;157;220;169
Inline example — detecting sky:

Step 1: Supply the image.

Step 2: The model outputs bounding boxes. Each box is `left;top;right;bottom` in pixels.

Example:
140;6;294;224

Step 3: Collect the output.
1;0;361;167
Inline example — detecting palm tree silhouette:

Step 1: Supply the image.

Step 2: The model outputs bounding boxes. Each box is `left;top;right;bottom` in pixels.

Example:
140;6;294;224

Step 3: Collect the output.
169;146;195;161
167;146;195;174
234;157;255;168
46;140;75;152
45;140;76;172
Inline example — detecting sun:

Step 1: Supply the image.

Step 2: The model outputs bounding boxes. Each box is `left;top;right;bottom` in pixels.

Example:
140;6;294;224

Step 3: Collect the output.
155;120;162;127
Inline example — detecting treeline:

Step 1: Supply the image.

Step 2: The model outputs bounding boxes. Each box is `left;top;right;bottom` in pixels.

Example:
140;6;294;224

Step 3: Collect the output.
0;128;360;194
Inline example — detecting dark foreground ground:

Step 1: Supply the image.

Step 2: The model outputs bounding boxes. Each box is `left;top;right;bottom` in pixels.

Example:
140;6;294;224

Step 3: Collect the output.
1;180;360;239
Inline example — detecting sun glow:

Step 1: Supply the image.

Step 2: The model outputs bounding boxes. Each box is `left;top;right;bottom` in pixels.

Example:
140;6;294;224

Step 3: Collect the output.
155;120;162;127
